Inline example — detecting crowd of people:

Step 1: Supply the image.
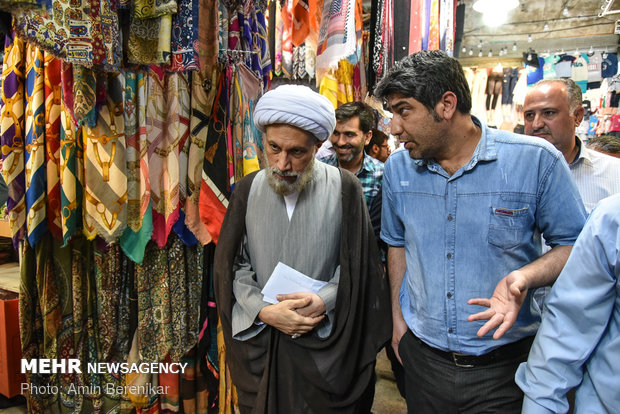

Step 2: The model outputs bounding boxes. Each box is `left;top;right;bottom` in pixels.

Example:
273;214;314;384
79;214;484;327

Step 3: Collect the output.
212;50;620;414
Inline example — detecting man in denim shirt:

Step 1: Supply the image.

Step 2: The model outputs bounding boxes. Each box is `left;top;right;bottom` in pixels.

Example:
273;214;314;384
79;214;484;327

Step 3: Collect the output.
374;50;586;413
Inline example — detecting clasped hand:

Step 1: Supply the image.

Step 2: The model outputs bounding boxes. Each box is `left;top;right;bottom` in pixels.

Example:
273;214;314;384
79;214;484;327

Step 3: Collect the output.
258;292;326;336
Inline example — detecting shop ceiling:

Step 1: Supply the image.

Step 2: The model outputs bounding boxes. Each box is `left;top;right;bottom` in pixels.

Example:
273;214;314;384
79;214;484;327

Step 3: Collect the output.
459;0;619;65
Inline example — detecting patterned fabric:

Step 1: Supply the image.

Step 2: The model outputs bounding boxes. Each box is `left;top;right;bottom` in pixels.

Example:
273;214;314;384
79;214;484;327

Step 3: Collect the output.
274;0;283;76
24;43;48;246
59;93;83;246
136;240;173;362
186;67;218;245
319;59;355;108
83;72;128;243
73;65;97;127
120;199;154;264
124;69;150;232
428;0;440;50
94;241;122;362
44;53;63;240
237;64;262;176
198;0;219;70
15;0;122;71
147;68;181;248
280;1;293;78
170;0;200;71
316;0;357;81
128;0;175;65
439;0;454;55
1;32;27;248
168;235;189;361
292;0;310;46
198;69;230;244
252;9;272;90
179;349;210;414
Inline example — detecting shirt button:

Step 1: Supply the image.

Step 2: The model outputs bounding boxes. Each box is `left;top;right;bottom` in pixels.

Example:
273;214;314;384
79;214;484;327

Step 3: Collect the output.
447;253;452;259
447;215;453;221
448;328;453;334
447;292;452;299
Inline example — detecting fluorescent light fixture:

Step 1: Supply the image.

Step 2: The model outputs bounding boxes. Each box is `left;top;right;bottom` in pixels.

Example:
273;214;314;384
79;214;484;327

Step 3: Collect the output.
473;0;519;27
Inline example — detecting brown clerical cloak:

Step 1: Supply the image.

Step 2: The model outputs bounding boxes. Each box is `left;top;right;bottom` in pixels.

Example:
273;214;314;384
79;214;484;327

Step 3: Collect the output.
214;168;391;414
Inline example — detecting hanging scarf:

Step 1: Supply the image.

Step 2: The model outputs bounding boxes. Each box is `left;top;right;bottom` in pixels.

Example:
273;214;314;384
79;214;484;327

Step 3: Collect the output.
15;0;122;70
428;0;440;50
186;67;219;245
439;0;454;55
24;43;48;247
1;32;27;248
292;0;310;46
170;0;200;71
147;67;181;248
44;53;62;240
316;0;357;82
198;70;230;244
198;0;219;70
280;1;293;78
83;72;128;243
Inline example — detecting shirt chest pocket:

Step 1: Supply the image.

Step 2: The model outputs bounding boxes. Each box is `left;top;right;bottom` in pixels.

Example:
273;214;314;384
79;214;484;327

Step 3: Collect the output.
488;204;533;249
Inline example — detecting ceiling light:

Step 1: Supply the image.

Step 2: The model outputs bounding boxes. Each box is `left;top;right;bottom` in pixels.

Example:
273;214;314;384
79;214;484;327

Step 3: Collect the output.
478;40;483;49
562;6;569;17
513;42;517;51
462;46;467;53
543;21;549;31
473;0;519;27
528;34;533;43
488;50;493;57
469;48;474;56
478;50;483;57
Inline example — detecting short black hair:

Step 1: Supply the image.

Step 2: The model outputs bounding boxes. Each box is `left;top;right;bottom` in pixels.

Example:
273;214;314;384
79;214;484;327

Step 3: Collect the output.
364;129;388;153
335;102;376;134
374;50;472;115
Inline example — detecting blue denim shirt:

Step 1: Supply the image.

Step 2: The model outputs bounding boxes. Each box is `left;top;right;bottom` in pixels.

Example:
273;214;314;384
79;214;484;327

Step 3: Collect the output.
381;117;586;356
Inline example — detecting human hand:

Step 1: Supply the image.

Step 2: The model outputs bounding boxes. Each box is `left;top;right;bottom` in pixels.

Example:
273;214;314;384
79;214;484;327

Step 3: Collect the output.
467;271;529;339
277;292;326;317
258;296;325;336
391;315;408;364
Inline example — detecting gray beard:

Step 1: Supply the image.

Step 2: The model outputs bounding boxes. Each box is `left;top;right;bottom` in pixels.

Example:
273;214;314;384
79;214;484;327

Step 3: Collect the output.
263;150;316;195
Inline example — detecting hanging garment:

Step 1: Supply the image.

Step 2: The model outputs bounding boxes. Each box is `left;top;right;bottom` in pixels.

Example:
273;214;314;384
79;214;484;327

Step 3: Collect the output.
128;0;176;65
198;70;230;244
73;65;97;127
1;32;27;248
136;240;174;362
198;0;219;70
83;72;128;243
292;0;310;46
439;0;454;55
428;0;440;50
274;0;284;76
186;67;219;245
170;0;200;71
409;0;422;53
281;2;294;78
394;0;411;62
239;64;262;177
43;53;63;240
15;0;122;71
316;0;358;82
147;67;182;248
24;43;48;247
123;70;150;232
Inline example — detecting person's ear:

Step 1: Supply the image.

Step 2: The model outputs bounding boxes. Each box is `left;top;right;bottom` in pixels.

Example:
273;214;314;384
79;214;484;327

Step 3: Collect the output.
436;91;458;120
573;105;585;126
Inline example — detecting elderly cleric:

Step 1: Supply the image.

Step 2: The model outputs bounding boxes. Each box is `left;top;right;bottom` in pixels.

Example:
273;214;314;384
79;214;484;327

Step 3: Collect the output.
214;85;391;413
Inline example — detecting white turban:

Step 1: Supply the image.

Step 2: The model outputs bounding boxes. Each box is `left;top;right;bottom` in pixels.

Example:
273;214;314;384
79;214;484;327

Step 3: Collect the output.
253;85;336;141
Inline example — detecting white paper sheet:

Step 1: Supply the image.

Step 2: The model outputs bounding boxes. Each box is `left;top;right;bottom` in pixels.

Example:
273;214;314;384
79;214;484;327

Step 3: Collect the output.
261;262;328;304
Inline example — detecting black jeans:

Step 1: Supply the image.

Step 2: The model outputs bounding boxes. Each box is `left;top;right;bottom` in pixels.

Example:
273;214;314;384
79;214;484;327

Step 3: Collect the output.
399;331;531;414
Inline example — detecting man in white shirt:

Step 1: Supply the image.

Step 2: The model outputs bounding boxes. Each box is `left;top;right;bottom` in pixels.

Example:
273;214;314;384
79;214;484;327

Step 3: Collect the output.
524;78;620;213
